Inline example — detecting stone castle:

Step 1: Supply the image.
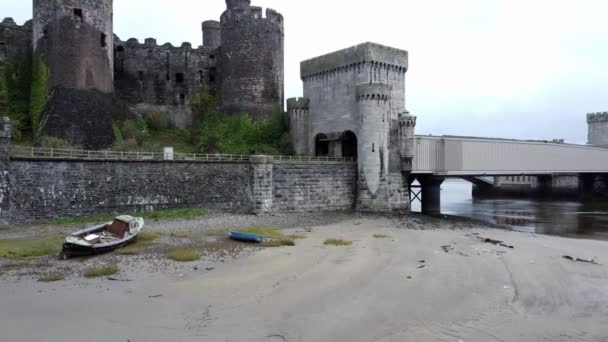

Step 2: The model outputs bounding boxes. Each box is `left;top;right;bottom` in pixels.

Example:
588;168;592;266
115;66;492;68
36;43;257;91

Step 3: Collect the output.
0;0;284;148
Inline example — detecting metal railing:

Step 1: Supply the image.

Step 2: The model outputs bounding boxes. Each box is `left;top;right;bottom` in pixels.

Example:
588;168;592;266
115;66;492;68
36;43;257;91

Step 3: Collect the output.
10;146;355;163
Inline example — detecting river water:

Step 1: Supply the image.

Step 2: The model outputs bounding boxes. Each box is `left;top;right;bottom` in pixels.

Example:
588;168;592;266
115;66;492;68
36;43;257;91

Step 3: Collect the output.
412;179;608;240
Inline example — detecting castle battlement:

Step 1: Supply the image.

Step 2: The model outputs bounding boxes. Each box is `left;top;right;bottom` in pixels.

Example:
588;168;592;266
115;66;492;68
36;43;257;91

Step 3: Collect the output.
301;42;408;79
0;18;32;29
287;97;310;109
118;37;212;54
587;112;608;123
356;83;392;101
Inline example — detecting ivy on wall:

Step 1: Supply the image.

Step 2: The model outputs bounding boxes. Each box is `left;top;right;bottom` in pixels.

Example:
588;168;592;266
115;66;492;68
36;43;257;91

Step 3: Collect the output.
0;50;49;142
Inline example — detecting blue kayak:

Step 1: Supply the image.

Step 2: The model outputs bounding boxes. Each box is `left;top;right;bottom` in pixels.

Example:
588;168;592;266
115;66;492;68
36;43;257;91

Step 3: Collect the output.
229;231;264;243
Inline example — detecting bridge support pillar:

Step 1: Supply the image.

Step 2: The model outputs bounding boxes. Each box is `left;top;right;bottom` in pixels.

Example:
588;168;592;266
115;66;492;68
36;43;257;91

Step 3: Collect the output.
537;175;553;198
419;175;444;216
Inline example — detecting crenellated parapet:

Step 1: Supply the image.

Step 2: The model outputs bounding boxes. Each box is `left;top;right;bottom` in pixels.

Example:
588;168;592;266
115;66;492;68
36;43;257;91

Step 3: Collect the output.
356;83;392;102
587;112;608;123
287;97;310;110
0;18;33;66
301;42;407;80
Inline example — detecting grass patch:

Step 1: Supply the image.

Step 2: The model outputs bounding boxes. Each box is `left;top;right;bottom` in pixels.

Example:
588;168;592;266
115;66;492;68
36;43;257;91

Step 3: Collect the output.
52;214;114;225
238;227;284;239
287;234;306;240
373;234;389;239
0;235;64;259
52;208;209;226
138;231;163;242
38;272;65;282
206;229;228;236
83;264;119;278
116;240;154;255
142;208;209;221
262;239;296;247
166;248;201;262
170;231;192;238
324;239;353;246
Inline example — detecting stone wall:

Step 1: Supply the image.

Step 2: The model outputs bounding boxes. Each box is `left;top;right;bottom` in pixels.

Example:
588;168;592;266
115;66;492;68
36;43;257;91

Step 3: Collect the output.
8;159;254;223
272;161;357;211
114;38;217;128
0;18;33;75
0;145;358;223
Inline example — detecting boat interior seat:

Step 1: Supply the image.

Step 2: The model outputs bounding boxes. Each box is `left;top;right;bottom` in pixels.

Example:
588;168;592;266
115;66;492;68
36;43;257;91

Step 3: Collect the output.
107;220;129;238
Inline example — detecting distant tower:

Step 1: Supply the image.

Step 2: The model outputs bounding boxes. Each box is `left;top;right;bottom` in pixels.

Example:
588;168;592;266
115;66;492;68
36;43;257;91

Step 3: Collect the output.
219;0;284;119
33;0;115;149
202;20;221;49
587;112;608;147
287;97;310;155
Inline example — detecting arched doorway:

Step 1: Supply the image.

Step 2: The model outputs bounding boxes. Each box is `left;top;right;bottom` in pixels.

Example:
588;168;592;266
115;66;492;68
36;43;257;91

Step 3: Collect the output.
315;134;329;156
342;131;358;160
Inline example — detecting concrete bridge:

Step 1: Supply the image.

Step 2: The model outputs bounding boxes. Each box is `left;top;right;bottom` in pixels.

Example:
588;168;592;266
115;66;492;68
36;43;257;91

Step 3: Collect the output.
409;135;608;215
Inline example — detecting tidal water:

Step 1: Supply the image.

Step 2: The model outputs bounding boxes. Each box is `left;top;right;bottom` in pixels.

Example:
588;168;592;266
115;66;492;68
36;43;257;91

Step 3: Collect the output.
412;179;608;240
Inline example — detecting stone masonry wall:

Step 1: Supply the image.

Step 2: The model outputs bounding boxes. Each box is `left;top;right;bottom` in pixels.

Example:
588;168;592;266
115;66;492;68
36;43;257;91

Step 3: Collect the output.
272;161;357;212
2;152;358;224
8;160;254;223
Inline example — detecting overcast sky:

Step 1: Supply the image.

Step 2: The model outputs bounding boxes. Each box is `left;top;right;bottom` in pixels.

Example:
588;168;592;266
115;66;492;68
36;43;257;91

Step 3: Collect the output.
2;0;607;143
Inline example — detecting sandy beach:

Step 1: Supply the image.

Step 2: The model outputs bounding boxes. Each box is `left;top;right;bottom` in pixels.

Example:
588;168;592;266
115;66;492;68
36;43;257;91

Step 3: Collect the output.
1;214;608;342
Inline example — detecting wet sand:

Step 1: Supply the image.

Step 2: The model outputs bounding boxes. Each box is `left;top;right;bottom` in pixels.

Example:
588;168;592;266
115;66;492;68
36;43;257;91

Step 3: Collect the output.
1;215;608;341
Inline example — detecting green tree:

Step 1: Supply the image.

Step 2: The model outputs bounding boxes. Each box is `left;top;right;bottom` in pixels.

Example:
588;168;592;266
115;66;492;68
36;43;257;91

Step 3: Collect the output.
29;53;49;141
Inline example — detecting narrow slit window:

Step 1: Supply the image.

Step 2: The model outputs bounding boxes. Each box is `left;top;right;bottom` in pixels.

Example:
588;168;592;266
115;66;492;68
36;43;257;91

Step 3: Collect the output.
138;71;144;80
372;143;375;152
209;67;216;83
179;93;186;105
73;8;83;22
101;33;107;47
198;70;204;84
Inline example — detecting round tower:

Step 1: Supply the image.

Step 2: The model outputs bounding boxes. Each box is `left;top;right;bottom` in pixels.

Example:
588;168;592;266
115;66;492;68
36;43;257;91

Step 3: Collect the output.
398;111;417;172
202;20;221;49
287;97;310;155
356;83;391;197
587;112;608;147
219;1;284;120
32;0;115;149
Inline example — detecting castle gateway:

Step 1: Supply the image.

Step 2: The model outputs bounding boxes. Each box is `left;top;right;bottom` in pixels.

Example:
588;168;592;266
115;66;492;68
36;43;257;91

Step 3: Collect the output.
288;43;417;213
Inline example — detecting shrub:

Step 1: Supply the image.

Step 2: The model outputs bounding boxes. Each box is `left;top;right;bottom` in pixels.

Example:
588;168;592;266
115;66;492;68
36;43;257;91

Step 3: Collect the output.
38;272;65;282
39;136;69;149
166;248;200;262
83;264;119;278
324;239;353;246
143;112;172;131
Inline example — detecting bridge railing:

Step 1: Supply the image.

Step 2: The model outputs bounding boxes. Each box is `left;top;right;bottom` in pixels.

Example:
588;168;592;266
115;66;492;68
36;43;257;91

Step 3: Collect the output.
10;146;354;163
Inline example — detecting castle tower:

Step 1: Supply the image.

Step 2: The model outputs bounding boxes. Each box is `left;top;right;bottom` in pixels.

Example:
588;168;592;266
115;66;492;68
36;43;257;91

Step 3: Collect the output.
356;83;392;211
587;112;608;147
398;111;417;172
219;0;284;120
202;20;221;49
33;0;115;149
287;97;310;155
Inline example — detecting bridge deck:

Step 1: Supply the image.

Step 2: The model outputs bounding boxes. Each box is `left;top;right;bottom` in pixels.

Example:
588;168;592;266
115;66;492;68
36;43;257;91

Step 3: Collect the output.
413;136;608;176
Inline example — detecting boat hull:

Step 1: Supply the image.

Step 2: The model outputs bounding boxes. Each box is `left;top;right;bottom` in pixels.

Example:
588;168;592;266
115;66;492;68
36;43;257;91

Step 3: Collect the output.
229;231;264;243
60;236;136;258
